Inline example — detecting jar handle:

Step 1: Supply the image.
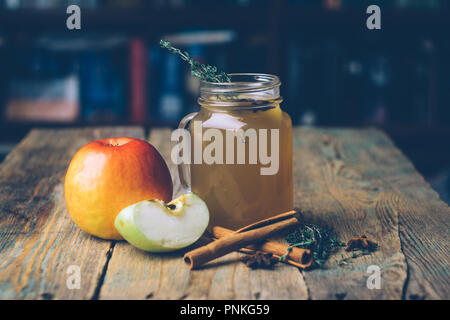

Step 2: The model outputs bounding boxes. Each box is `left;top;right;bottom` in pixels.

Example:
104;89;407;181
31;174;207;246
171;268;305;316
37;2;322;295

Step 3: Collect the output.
177;112;198;192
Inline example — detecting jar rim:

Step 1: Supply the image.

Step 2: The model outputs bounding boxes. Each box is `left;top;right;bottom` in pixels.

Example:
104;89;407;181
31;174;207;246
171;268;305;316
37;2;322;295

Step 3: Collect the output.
200;73;281;94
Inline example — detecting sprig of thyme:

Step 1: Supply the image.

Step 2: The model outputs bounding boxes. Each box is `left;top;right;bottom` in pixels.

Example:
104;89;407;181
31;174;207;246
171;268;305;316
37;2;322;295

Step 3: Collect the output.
160;40;231;83
283;223;345;269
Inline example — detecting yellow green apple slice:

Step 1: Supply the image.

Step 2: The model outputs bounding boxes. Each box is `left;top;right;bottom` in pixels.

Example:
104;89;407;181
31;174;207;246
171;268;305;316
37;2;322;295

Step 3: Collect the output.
114;193;209;252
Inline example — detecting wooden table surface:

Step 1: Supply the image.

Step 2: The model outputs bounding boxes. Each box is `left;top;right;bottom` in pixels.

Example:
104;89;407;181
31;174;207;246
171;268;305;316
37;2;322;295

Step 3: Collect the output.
0;127;448;300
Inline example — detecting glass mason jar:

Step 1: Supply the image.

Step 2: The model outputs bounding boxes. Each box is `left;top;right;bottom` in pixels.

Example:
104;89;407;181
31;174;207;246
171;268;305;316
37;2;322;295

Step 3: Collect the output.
177;73;293;230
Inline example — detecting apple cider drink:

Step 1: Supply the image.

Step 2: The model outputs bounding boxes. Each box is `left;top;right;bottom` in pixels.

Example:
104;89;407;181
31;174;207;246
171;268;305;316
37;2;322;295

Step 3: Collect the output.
178;74;293;230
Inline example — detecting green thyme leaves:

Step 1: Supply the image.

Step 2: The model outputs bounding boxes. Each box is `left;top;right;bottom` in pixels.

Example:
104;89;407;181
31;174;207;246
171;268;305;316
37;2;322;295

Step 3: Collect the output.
284;223;345;269
160;40;231;83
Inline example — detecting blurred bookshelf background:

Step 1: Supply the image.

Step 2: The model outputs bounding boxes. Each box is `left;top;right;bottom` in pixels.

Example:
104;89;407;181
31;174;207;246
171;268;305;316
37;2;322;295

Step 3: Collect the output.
0;0;449;202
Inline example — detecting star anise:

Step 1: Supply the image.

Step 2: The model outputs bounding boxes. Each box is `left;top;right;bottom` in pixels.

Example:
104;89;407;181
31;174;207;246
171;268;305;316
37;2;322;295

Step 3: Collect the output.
345;235;378;252
241;251;279;269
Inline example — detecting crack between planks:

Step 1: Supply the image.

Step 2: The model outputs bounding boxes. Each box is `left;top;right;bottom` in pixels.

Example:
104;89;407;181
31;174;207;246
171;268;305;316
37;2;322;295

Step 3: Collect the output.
91;241;116;300
390;186;411;300
300;270;312;300
144;126;152;142
398;220;411;300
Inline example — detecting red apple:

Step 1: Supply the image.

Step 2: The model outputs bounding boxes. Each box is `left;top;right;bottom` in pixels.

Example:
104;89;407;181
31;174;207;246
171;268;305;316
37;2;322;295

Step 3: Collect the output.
64;137;173;239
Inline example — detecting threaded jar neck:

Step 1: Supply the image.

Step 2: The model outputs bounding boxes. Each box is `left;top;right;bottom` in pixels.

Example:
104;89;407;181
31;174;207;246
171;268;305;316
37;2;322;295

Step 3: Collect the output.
198;73;282;110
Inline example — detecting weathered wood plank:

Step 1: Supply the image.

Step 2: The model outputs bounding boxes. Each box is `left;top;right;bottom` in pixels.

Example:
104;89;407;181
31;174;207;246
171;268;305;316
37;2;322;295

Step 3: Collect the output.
293;127;449;300
0;127;144;299
3;126;447;300
99;128;309;300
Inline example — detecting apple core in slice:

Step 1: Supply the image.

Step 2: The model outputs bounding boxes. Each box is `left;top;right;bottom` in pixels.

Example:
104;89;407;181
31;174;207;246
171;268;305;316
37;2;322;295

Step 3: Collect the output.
114;193;209;252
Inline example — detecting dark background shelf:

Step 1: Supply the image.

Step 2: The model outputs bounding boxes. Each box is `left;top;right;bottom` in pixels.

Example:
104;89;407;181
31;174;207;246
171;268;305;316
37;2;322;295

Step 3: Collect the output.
0;6;269;34
3;6;450;31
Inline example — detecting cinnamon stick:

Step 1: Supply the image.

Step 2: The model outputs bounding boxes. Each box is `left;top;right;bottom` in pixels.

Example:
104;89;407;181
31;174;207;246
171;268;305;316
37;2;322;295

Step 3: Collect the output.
212;226;313;269
235;210;298;233
184;216;300;269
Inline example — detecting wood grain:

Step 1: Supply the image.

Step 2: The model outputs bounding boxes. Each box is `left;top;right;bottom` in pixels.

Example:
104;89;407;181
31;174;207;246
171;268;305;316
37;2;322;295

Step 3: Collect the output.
0;127;144;299
0;126;448;300
99;128;309;300
293;127;449;300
